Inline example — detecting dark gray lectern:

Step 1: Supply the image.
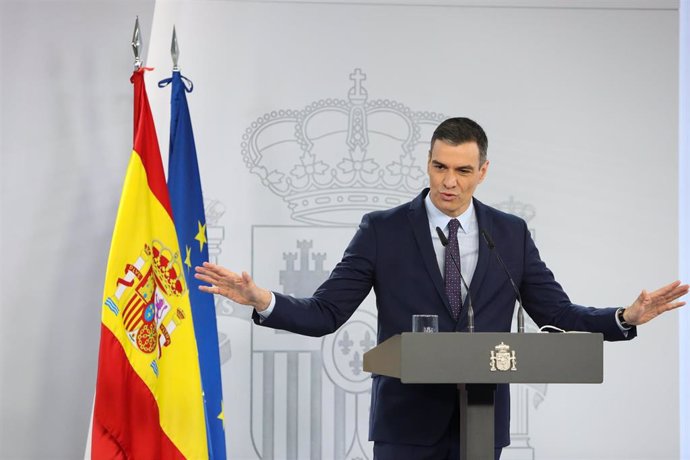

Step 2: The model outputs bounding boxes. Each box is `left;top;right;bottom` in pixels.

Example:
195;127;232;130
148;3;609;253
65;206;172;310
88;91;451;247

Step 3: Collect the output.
363;332;603;460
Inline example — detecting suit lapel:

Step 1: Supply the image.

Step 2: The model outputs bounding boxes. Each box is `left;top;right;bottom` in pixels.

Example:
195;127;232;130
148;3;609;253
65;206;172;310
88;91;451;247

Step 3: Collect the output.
408;190;452;316
470;198;493;295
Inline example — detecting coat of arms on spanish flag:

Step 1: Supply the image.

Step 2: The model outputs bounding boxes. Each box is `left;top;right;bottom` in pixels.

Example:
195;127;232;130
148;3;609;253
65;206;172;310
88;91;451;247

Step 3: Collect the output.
91;68;208;459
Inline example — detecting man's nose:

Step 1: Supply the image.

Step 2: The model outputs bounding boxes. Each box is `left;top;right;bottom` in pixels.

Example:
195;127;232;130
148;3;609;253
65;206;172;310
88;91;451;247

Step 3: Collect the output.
443;173;457;188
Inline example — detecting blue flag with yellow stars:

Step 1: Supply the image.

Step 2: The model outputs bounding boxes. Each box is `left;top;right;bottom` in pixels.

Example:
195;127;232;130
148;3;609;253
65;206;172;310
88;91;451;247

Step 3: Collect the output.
160;71;226;460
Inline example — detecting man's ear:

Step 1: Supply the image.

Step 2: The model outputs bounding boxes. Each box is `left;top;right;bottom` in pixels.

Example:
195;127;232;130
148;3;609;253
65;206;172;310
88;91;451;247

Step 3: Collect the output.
478;160;490;182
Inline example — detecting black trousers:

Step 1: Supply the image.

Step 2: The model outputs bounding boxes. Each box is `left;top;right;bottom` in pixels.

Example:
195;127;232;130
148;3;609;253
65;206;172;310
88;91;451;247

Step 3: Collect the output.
373;403;503;460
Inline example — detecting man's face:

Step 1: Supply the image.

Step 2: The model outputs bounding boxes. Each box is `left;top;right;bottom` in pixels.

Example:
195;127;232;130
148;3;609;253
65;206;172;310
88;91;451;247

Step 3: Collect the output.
427;140;489;217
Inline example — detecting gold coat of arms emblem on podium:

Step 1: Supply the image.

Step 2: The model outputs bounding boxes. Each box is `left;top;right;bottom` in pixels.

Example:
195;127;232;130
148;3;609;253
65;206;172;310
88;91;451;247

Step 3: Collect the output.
490;342;517;372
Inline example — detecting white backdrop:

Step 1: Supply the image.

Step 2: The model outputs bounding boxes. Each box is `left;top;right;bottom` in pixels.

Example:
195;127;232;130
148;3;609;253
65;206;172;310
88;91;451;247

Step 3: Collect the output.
1;2;156;459
1;1;687;459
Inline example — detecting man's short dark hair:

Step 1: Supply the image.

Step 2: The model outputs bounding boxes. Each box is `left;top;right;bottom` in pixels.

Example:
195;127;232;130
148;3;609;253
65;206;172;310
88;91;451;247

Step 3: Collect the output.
430;117;488;165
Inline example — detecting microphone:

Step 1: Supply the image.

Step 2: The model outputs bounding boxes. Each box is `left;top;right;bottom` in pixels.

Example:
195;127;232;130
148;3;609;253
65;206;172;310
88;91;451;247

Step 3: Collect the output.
481;229;525;333
436;226;475;332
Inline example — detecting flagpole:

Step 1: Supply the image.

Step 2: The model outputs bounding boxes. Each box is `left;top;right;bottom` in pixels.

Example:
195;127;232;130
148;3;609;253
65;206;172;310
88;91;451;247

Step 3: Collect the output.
84;21;143;457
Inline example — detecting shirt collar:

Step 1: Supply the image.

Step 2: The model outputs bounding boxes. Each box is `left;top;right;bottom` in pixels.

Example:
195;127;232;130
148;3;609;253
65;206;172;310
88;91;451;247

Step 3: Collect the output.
424;193;475;234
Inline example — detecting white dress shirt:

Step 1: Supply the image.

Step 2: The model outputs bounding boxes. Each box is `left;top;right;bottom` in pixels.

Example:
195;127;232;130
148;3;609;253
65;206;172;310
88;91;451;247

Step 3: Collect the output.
424;193;479;304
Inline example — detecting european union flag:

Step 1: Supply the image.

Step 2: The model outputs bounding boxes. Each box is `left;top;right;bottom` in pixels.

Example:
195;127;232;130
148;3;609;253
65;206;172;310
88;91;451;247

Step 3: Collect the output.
161;71;226;460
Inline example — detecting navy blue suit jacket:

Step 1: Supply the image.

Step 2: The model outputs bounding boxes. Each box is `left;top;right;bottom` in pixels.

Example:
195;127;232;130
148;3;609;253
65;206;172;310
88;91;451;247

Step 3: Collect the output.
254;189;636;448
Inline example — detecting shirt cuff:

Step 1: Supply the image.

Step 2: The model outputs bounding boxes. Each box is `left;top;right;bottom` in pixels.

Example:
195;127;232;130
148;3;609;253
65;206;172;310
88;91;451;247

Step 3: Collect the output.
256;292;276;321
614;307;630;337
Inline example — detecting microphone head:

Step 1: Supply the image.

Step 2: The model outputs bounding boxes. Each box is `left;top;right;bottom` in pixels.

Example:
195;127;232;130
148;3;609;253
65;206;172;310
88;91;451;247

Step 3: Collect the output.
435;226;449;247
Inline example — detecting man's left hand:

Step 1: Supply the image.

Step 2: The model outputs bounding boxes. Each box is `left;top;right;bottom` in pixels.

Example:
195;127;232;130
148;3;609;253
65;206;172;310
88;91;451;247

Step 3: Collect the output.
624;280;689;326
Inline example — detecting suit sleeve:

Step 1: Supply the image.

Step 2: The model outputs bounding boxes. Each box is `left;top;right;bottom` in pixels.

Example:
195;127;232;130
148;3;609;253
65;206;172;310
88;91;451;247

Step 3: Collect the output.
518;220;636;342
252;213;377;337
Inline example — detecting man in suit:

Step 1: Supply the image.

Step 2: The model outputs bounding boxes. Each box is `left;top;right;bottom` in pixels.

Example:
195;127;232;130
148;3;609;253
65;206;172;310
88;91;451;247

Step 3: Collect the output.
195;117;688;459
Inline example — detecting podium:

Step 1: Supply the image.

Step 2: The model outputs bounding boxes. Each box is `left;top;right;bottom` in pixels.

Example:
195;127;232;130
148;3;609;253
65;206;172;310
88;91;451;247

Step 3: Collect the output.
363;332;603;460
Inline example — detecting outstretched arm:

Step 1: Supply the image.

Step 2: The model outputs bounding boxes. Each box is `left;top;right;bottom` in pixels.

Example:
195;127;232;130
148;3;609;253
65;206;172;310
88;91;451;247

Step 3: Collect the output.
623;280;689;326
194;262;272;312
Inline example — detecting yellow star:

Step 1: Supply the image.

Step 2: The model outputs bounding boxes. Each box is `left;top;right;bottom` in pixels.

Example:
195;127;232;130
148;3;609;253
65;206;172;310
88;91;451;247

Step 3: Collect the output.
218;400;224;429
184;245;192;271
194;221;207;252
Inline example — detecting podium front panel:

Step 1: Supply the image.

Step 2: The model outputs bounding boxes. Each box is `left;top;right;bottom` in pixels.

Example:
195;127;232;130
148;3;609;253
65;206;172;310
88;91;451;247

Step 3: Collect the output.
364;332;603;384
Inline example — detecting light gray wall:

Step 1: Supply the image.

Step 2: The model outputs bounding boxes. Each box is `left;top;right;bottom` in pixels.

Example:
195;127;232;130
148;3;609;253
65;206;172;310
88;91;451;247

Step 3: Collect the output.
0;2;154;459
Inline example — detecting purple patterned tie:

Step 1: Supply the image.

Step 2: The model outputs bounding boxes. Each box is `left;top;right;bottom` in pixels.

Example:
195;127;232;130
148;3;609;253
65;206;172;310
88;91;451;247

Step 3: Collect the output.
444;218;461;319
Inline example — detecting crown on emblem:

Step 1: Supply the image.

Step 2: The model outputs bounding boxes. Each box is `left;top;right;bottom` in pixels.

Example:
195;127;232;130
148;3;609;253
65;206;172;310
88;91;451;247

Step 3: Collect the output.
493;196;536;223
147;240;184;297
494;342;510;353
241;68;448;225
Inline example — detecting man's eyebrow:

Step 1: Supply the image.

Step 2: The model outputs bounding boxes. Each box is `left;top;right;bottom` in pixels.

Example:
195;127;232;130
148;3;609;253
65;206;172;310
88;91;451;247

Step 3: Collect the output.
430;159;476;171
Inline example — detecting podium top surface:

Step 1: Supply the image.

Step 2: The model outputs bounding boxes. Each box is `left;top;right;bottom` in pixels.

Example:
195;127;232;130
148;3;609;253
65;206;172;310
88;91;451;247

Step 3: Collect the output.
363;332;603;384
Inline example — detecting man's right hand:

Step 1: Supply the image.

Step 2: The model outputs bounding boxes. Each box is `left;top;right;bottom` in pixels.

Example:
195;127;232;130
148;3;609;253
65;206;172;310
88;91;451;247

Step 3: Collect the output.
194;262;272;312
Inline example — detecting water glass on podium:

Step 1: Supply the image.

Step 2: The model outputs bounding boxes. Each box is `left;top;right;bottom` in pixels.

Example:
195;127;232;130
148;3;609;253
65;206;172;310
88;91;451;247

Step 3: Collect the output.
412;314;438;333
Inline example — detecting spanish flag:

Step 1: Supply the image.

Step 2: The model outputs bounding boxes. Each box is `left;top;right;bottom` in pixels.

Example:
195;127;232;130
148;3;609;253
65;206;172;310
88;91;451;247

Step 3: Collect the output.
91;68;208;459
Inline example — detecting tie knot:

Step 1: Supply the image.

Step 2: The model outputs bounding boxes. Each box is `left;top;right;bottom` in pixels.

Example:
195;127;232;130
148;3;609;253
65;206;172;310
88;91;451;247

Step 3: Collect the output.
448;218;460;234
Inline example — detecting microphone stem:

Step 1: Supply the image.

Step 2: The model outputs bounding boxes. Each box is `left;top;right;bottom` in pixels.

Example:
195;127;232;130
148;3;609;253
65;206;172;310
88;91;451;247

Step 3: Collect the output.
436;226;475;332
482;229;526;333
